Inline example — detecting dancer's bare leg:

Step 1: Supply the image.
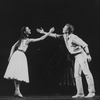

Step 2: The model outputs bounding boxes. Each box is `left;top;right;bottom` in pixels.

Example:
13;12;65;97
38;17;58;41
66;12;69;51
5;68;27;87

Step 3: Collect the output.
14;80;23;97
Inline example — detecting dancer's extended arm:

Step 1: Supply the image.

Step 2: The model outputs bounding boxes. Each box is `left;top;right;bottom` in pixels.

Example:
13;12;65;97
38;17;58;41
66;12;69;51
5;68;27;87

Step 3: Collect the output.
26;30;51;44
37;27;61;38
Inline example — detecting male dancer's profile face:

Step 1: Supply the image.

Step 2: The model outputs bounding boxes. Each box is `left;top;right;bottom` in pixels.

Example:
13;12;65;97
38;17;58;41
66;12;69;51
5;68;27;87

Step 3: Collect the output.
63;25;68;34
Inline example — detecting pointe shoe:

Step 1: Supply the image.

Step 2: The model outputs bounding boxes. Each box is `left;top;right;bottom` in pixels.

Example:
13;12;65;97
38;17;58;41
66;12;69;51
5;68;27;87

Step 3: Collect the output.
14;92;23;98
85;92;95;98
72;94;85;98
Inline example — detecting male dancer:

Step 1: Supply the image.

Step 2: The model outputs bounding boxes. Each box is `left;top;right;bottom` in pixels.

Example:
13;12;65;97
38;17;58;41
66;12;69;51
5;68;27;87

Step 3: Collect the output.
37;24;95;98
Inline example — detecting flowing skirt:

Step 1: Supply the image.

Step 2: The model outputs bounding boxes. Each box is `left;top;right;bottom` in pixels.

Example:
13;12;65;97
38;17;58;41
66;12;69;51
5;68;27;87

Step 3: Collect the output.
4;50;29;83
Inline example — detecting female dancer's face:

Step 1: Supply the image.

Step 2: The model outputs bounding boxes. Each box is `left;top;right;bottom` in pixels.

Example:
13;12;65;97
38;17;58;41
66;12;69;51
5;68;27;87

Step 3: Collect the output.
25;27;31;35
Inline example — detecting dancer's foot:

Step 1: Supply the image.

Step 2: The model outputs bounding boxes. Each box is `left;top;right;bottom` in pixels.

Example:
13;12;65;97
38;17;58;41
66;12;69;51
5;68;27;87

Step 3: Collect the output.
85;92;95;98
14;92;23;98
72;94;85;98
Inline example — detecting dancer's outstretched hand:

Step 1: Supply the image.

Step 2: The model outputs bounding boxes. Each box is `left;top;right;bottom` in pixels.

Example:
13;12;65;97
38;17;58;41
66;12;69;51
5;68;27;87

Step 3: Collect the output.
87;55;92;62
36;27;45;34
49;27;55;33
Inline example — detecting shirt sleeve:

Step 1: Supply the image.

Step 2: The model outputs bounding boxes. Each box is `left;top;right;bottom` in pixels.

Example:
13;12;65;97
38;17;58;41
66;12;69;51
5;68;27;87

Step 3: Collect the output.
72;35;90;54
58;35;64;40
72;35;88;48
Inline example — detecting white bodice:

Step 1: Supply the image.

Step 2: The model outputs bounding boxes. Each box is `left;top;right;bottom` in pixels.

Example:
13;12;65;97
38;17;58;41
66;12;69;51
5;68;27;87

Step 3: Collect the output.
18;39;28;52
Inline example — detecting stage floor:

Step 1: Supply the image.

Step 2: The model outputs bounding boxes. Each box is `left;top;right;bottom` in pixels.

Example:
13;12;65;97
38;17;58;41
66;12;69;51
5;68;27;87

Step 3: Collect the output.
0;95;100;100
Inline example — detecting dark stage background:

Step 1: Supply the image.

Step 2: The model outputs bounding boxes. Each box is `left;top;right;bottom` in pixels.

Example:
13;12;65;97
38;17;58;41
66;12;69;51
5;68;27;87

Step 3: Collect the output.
0;0;100;96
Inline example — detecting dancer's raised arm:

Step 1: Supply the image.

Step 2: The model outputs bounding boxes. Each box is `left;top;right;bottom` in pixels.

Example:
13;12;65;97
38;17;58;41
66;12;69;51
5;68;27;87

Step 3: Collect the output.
36;27;61;38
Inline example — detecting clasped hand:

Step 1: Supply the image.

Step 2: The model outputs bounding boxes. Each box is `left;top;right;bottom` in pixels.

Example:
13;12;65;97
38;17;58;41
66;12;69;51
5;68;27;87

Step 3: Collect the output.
36;27;55;34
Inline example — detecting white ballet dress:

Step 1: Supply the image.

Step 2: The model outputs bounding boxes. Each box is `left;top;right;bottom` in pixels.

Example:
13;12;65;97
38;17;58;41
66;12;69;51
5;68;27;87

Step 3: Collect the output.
4;39;29;83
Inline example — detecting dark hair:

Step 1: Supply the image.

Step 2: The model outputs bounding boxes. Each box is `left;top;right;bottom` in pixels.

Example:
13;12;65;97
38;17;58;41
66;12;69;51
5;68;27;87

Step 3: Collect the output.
14;26;29;51
64;24;74;34
21;26;29;39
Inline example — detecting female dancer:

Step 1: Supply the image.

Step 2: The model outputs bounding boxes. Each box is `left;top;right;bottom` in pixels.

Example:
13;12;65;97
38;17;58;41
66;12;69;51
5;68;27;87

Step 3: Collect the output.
4;26;51;97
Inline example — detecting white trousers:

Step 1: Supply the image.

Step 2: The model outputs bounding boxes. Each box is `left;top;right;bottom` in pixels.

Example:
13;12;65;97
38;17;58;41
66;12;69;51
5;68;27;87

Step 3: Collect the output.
74;52;95;94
